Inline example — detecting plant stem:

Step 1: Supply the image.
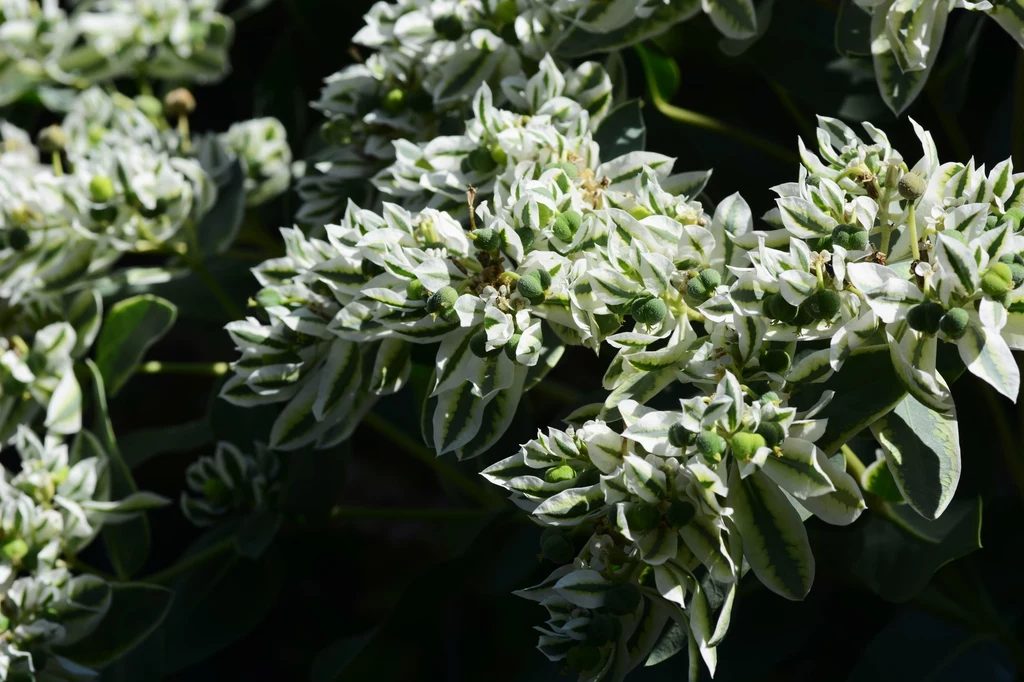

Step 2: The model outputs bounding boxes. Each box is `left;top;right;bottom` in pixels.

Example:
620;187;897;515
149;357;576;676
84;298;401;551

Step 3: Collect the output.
137;361;230;376
362;412;498;508
143;538;236;585
329;505;497;522
877;175;896;255
648;95;797;166
908;202;920;261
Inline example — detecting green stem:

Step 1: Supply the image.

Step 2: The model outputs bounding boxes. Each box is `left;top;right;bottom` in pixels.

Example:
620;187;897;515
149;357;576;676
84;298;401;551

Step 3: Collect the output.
143;538;235;585
362;412;498;508
329;505;497;522
877;174;896;255
177;114;191;153
650;97;797;166
51;151;63;177
908;202;920;261
137;361;230;376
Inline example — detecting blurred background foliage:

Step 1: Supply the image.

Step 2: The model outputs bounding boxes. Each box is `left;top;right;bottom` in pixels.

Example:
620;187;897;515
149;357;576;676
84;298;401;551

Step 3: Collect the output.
69;0;1024;679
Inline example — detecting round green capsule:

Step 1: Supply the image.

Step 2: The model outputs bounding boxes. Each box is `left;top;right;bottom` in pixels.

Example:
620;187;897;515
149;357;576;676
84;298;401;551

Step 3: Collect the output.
629;206;653;220
505;333;522;361
906;302;945;335
472;227;502;251
545;161;578;181
981;263;1014;297
1;538;29;563
517;272;545;303
7;227;29;251
898;171;927;200
405;279;426;300
432;14;464;40
667;423;695;449
89;175;116;203
493;0;518;24
731;431;766;461
1009;262;1024;289
1001;206;1024;230
489;142;507;166
604;583;642;615
545;464;577;483
467;147;498;174
696;430;726;462
759;391;780;404
552;210;582;242
470;330;500;358
426;285;459;314
631;297;667;325
806;289;841;321
625;503;661;532
686;277;709;301
698;268;722;290
665;499;696;528
767;293;799;323
37;124;67;153
756;421;785;448
532;268;552;290
439;307;461;324
832;223;869;251
381;88;406;114
760;349;791;374
939;307;970;340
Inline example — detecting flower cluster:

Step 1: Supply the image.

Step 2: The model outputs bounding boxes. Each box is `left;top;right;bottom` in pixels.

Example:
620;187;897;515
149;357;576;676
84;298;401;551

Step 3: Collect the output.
219;117;293;207
180;441;280;526
0;0;234;107
224;66;715;457
296;0;757;224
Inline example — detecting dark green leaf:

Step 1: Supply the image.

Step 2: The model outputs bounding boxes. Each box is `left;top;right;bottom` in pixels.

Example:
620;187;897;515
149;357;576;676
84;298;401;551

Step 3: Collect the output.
95;295;177;396
594;99;647;158
835;0;872;57
555;0;701;58
120;419;214;469
197;158;247;256
635;43;681;102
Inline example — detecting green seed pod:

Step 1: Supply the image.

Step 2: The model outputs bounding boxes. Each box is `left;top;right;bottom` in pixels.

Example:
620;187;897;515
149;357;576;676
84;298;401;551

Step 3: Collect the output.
406;279;426;300
986;215;1000;230
532;268;552;290
552;210;582;242
1002;207;1024;230
666;499;696;528
767;293;799;323
89;175;116;203
164;87;196;117
625;503;661;532
470;330;498;358
832;223;869;251
489;142;507;166
981;263;1014;297
906;301;945;335
605;583;642;616
37;124;66;153
567;644;602;673
629;206;653;220
667;423;695;449
540;534;574;563
505;333;522;361
696;430;726;462
1010;262;1024;289
791;304;816;327
515;227;535;252
807;289;841;321
134;94;164;121
731;432;767;461
545;464;577;483
1;538;29;563
939;307;970;339
468;147;498;173
631;297;667;325
698;268;722;290
426;285;459;313
440;307;461;324
898;171;926;200
686;277;709;301
494;0;518;24
760;349;791;374
587;614;620;645
432;14;464;40
756;421;785;448
517;272;545;301
203;478;230;505
7;226;29;251
472;227;501;251
381;88;406;114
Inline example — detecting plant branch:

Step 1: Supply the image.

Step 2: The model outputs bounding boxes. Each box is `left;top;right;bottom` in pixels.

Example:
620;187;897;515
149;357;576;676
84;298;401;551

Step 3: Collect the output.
362;412;498;508
137;361;230;376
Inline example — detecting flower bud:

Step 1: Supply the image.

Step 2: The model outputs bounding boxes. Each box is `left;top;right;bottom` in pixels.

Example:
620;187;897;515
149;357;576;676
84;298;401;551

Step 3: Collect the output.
756;421;784;448
760;349;791;374
517;272;545;304
567;644;602;673
832;223;869;251
731;431;766;461
625;502;660;532
898;171;926;200
540;534;574;563
696;430;726;462
432;14;464;40
906;302;944;335
406;279;426;300
631;296;667;325
587;614;620;645
981;263;1014;297
545;464;577;483
472;227;501;251
37;124;66;153
505;333;521;361
552;210;582;242
939;307;969;339
667;423;695;448
165;88;196;117
426;285;459;313
381;88;406;114
89;175;116;203
604;583;641;615
666;499;696;528
468;147;498;173
1;538;29;563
